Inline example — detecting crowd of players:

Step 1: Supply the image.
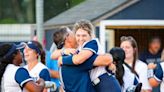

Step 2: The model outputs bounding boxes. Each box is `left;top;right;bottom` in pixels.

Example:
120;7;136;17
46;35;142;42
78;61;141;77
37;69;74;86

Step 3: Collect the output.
0;19;163;92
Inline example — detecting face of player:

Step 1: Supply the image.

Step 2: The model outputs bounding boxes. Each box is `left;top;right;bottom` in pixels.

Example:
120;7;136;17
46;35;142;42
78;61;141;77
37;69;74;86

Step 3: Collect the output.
149;39;161;54
120;41;135;60
75;28;91;47
23;45;38;62
13;51;23;66
66;30;78;48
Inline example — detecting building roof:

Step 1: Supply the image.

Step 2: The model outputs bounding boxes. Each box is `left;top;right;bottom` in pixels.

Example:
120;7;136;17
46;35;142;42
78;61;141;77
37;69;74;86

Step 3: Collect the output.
45;0;138;27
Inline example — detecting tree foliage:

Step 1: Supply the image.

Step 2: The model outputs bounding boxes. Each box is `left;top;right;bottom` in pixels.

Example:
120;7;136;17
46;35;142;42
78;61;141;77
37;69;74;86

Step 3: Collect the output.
0;0;84;24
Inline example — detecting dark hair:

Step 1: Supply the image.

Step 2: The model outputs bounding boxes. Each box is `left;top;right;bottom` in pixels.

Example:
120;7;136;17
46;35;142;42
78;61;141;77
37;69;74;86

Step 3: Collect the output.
31;41;46;65
120;36;138;76
109;47;125;86
53;26;69;49
149;36;161;44
0;44;18;86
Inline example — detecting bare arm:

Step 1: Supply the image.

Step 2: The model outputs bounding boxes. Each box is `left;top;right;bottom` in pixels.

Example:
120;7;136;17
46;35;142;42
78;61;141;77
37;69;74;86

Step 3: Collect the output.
49;69;60;79
24;79;44;92
93;54;113;66
148;78;159;87
51;48;77;60
72;50;93;65
51;49;62;60
147;63;160;87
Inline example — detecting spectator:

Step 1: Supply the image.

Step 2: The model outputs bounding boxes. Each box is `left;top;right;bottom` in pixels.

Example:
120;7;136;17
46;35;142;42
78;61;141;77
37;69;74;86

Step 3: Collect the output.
120;36;152;92
139;37;162;64
139;37;162;92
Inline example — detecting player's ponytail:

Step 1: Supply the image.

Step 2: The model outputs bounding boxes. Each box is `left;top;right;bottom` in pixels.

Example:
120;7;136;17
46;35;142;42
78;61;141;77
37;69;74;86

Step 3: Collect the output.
31;41;46;64
109;47;125;86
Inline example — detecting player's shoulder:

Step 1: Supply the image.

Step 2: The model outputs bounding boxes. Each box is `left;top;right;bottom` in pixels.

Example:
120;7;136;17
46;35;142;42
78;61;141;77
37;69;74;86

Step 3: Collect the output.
82;38;98;47
136;60;148;69
37;62;48;69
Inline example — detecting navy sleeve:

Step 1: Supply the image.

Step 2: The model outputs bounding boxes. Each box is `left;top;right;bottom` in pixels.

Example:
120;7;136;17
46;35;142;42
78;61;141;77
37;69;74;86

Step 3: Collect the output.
80;54;98;70
39;69;51;81
154;63;163;82
15;68;33;87
62;55;75;65
83;40;98;54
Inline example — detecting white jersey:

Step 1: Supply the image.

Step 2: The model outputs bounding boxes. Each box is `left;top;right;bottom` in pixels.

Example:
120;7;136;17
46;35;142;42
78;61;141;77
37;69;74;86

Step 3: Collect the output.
135;60;152;90
122;64;139;92
2;64;32;92
24;62;50;81
2;64;21;92
81;38;107;81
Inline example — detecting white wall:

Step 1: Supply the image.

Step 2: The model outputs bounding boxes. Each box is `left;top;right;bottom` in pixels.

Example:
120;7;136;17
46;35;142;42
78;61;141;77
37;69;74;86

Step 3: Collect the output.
0;24;35;42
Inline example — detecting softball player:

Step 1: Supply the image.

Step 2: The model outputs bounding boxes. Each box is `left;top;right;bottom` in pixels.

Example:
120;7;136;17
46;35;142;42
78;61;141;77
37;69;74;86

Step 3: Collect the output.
0;43;44;92
148;62;164;92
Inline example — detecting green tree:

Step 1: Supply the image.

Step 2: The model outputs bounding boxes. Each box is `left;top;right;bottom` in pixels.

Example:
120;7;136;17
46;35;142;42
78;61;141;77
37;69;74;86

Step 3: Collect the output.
0;0;84;23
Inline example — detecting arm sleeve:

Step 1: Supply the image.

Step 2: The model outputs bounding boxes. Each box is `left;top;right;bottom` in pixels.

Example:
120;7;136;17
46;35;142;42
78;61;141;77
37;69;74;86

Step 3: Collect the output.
154;63;163;82
62;55;76;66
83;40;98;54
39;69;51;81
80;54;98;70
15;68;33;87
138;65;152;90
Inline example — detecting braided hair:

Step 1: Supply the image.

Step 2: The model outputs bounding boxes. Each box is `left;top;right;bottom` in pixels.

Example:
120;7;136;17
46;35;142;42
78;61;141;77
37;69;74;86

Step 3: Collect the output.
0;43;18;88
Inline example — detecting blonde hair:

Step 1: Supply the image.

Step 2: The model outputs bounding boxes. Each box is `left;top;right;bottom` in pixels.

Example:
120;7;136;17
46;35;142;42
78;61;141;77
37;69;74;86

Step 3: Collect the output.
73;19;95;38
161;49;164;62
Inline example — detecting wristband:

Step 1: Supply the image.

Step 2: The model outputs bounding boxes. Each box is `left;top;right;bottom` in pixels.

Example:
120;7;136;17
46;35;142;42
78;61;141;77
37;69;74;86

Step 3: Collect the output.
147;69;154;79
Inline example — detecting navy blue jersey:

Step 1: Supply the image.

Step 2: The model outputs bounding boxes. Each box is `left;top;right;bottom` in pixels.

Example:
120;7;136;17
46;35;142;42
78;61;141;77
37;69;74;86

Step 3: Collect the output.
139;50;162;64
153;62;164;91
61;39;98;92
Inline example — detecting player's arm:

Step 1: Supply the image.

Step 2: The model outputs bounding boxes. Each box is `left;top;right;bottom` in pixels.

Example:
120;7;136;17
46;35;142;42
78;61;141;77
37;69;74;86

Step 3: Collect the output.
93;54;113;66
51;49;62;60
61;40;98;65
24;79;45;92
15;68;44;92
49;69;60;78
72;49;93;65
39;69;51;92
51;48;77;60
148;63;163;87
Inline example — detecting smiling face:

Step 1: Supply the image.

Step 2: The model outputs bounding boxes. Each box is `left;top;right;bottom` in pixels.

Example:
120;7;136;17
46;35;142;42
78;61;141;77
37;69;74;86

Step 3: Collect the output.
23;45;38;62
75;28;91;47
120;41;135;60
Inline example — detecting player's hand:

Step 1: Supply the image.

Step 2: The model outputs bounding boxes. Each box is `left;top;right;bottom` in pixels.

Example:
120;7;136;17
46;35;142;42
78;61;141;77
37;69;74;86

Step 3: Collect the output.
36;78;45;87
108;63;116;73
148;63;157;69
58;56;63;67
63;48;77;55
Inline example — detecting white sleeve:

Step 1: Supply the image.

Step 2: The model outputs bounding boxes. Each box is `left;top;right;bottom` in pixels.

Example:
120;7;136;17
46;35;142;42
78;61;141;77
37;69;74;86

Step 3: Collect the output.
138;64;152;90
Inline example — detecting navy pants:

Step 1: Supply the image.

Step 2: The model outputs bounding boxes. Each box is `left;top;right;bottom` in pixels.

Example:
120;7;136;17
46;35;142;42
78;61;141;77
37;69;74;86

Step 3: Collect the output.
94;73;121;92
